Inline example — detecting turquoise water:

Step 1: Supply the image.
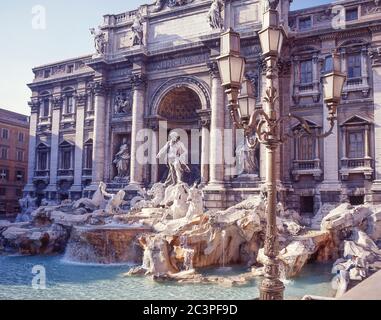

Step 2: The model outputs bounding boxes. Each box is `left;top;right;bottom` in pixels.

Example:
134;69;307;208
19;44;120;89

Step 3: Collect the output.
0;255;335;300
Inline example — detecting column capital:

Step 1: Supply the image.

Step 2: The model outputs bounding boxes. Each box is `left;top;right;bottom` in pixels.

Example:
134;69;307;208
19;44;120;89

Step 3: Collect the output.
28;100;40;113
131;74;147;90
75;92;88;107
207;61;220;78
94;81;107;95
52;96;63;110
368;47;381;66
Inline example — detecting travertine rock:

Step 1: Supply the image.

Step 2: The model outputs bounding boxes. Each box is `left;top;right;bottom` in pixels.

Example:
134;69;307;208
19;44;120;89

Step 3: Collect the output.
321;203;372;231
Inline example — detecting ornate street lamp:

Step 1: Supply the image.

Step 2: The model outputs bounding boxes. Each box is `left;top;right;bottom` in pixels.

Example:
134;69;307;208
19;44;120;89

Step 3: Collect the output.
217;28;246;106
238;79;256;125
217;2;346;301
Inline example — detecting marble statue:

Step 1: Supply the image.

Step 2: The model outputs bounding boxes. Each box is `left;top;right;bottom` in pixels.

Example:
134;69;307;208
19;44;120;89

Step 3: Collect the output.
73;181;112;210
186;184;204;220
131;11;144;46
207;0;224;30
131;183;166;211
152;0;194;12
153;0;166;12
16;194;38;222
113;138;130;179
114;93;131;114
157;131;190;186
105;190;126;215
90;27;107;55
170;183;189;219
236;141;259;175
264;0;279;12
161;183;190;220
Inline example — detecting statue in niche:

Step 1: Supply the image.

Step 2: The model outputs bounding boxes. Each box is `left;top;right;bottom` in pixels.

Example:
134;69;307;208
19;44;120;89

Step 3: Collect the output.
114;91;132;114
207;0;224;30
90;27;107;55
156;131;190;186
236;139;259;176
113;138;131;179
131;11;144;46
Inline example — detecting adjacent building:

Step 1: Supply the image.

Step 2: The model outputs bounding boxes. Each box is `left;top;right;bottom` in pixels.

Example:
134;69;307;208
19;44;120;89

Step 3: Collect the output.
24;0;381;216
0;109;29;215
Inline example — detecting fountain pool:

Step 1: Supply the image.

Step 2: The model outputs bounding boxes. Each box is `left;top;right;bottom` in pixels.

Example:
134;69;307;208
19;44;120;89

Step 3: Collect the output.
0;255;335;300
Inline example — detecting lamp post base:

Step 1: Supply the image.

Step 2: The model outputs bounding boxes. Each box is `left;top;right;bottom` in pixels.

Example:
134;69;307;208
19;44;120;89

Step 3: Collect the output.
260;278;285;301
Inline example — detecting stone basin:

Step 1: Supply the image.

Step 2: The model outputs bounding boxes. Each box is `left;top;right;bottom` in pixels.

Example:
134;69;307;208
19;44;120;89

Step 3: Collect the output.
63;224;152;265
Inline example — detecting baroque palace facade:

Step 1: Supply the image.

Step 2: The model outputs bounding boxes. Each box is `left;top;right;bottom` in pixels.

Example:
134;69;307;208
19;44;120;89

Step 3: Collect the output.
25;0;381;215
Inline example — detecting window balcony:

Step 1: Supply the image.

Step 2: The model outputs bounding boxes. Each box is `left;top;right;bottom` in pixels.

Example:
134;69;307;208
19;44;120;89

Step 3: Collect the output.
35;170;49;177
61;113;75;122
340;157;373;180
292;159;322;181
292;82;320;104
342;77;370;99
57;169;74;177
82;169;92;177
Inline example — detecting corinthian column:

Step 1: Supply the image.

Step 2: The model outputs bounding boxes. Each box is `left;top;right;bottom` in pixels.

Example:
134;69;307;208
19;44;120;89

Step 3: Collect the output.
207;62;225;187
91;82;106;186
70;92;87;199
46;96;62;200
129;74;146;188
24;101;39;194
370;43;381;198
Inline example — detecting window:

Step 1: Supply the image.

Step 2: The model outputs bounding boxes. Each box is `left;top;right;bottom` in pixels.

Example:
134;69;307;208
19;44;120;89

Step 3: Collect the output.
37;144;49;171
0;188;6;196
1;128;9;139
1;148;8;160
67;65;74;73
349;195;364;206
299;135;315;160
346;8;358;21
323;56;333;74
64;95;74;114
42;98;50;117
59;143;73;170
15;170;24;182
300;196;314;214
347;54;361;79
62;150;72;169
0;169;9;181
348;131;364;159
18;132;24;143
16;150;24;162
38;151;48;170
299;17;312;31
84;143;93;169
44;70;50;78
300;60;313;84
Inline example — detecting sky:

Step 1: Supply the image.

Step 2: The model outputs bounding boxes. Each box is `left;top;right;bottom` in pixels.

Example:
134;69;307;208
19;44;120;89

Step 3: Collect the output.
0;0;332;116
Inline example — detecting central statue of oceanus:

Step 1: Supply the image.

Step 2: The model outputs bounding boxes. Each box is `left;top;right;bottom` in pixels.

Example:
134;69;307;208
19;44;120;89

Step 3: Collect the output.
156;131;190;186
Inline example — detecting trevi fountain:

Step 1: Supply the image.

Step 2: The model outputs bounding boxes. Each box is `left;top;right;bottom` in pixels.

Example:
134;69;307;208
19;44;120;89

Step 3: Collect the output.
1;133;381;300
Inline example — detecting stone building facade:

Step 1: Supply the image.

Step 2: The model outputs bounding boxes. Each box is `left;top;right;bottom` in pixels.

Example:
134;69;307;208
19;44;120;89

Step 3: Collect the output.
0;109;30;215
25;0;381;215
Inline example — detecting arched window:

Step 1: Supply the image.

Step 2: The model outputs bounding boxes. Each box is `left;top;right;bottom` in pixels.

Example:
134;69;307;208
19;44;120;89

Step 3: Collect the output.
291;121;322;181
83;139;93;172
39;91;51;118
58;141;74;173
36;143;50;172
340;116;373;181
62;87;75;115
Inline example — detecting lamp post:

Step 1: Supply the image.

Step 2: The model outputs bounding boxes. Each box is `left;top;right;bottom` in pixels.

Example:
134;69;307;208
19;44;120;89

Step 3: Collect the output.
217;1;346;300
